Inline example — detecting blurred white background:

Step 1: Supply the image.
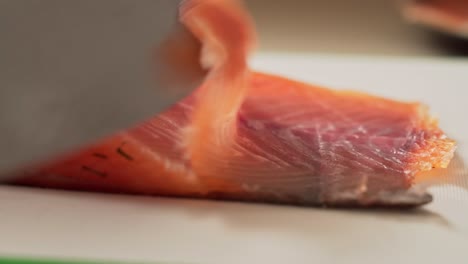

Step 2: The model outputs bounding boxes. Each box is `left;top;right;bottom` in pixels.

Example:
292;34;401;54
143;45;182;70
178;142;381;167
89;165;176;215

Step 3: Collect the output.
246;0;468;57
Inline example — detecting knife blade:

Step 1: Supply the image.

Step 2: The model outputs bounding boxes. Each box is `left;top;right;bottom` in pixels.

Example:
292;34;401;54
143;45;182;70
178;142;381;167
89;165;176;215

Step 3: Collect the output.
0;0;206;175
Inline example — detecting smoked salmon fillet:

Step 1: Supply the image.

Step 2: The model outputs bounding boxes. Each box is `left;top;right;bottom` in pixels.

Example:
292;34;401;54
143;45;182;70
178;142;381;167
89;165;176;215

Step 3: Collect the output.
12;0;456;207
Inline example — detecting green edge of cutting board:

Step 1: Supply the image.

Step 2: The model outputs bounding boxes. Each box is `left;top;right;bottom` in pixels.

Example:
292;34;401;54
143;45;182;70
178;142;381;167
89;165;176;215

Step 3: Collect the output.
0;257;173;264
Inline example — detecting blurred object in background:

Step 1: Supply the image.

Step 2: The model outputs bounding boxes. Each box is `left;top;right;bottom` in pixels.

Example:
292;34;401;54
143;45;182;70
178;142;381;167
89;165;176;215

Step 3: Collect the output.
402;0;468;56
403;0;468;39
246;0;468;57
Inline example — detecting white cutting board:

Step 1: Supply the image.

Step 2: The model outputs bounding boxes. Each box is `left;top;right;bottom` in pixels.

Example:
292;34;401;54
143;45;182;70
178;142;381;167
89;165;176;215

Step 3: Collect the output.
1;53;468;264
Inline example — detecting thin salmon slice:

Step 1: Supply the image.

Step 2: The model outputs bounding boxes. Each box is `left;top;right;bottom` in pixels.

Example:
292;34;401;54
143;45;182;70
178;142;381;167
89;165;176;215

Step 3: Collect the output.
13;0;456;207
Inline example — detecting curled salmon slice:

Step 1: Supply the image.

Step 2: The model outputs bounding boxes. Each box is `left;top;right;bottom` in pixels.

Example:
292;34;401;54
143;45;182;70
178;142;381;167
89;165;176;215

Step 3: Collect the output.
13;0;456;207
